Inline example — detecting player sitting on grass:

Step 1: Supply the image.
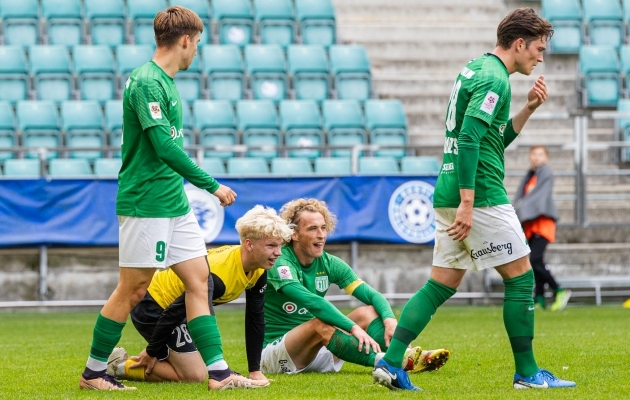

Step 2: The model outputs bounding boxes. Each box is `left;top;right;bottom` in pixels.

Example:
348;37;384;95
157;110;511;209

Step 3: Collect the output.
260;198;450;375
107;206;292;389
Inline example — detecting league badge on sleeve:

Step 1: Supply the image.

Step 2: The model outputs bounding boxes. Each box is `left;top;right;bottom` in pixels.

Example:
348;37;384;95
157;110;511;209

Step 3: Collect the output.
277;266;293;280
148;102;162;119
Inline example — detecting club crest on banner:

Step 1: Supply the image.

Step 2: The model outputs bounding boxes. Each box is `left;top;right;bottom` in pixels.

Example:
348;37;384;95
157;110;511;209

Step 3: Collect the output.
388;181;436;244
185;183;224;243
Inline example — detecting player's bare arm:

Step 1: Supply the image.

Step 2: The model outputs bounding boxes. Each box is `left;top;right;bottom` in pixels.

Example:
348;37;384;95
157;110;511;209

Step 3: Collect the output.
512;76;548;133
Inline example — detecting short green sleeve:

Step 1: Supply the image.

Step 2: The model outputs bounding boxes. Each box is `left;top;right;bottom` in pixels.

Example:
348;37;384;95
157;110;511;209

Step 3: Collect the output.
130;78;170;131
267;261;301;292
464;71;510;126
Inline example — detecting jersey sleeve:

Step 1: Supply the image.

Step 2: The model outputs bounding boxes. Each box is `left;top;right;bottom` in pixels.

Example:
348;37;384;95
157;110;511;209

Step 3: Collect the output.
244;272;266;372
464;70;510;126
130;77;170;131
327;255;359;290
267;259;301;292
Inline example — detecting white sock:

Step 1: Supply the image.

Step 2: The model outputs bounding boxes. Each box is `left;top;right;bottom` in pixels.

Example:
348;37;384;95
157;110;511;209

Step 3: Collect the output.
374;352;385;367
86;356;107;372
207;359;229;371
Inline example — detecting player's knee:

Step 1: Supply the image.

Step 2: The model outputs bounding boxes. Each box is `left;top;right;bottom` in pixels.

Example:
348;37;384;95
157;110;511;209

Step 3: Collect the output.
128;286;148;307
347;305;378;329
179;368;207;383
312;318;336;341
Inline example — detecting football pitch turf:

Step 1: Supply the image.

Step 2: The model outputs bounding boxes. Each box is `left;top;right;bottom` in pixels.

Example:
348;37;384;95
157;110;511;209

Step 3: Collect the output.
0;305;626;399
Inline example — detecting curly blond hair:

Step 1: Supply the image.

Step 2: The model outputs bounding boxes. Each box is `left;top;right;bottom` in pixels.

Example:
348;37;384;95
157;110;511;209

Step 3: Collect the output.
280;198;337;234
235;205;293;243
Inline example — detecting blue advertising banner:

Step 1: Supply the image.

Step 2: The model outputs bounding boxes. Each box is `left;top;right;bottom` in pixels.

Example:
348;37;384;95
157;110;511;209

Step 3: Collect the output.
0;177;437;247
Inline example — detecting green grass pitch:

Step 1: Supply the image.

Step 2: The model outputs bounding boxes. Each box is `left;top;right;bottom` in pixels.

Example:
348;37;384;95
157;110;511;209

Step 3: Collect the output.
0;305;627;399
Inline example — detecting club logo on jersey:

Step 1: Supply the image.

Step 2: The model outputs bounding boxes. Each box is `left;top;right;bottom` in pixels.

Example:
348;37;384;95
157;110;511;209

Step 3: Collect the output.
148;102;162;119
480;91;499;115
315;276;329;292
388;181;436;244
283;302;297;313
459;67;475;79
499;123;506;137
277;266;293;280
184;183;225;243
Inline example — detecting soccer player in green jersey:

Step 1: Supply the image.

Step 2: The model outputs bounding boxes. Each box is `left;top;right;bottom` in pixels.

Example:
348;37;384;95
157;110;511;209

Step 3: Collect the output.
79;6;267;391
373;8;576;391
261;198;450;375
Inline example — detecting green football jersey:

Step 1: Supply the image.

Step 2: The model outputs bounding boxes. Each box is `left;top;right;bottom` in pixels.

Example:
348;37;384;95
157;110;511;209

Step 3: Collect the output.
264;245;358;346
433;54;512;208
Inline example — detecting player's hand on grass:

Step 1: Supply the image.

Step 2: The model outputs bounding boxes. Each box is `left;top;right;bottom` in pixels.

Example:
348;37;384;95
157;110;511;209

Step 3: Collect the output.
447;202;473;242
382;317;397;348
129;349;157;375
526;75;547;112
249;370;271;382
350;325;381;354
213;184;237;206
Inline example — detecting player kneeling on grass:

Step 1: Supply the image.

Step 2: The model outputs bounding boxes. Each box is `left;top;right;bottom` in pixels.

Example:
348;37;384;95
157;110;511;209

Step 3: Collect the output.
108;205;292;389
260;198;450;375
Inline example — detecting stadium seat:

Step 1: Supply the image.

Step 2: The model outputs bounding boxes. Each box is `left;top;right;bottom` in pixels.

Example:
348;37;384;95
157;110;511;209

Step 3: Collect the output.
29;45;73;102
358;156;399;175
105;100;123;156
226;157;269;175
616;99;630;160
620;45;630;91
0;46;29;103
294;0;336;46
174;54;203;102
287;45;330;101
314;157;350;175
93;158;121;178
271;157;313;176
200;157;227;176
73;45;116;102
280;100;323;159
237;100;281;159
401;156;441;175
61;101;105;160
0;102;16;160
202;45;245;101
3;159;41;177
128;0;167;45
193;100;238;159
365;100;408;158
170;0;212;45
85;0;126;47
583;0;623;48
329;45;371;100
17;100;61;159
0;0;40;47
245;45;288;101
322;100;366;157
181;101;195;151
212;0;254;46
254;0;295;47
579;45;621;107
49;158;93;178
41;0;83;46
116;45;154;89
541;0;582;54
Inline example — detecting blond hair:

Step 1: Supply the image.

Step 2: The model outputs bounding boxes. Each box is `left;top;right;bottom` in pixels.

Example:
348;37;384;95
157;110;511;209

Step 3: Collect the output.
280;198;337;234
154;6;203;48
235;205;293;243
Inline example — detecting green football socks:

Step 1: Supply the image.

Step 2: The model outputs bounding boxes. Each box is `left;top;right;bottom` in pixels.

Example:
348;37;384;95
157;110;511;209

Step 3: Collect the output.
326;329;378;367
366;317;387;350
84;313;125;375
383;278;456;366
187;315;225;374
503;270;539;377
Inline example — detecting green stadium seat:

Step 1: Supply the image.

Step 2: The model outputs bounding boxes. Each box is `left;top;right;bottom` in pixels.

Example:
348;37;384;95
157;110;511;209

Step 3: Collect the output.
174;55;203;102
245;45;288;101
85;0;126;47
254;0;295;47
4;159;41;177
42;0;83;46
17;100;61;159
329;45;371;100
287;45;330;101
237;100;281;159
73;45;116;102
193;100;238;159
227;157;269;175
295;0;335;46
617;99;630;160
583;0;623;49
105;100;122;157
49;158;93;178
0;102;17;160
61;101;105;160
116;45;154;89
542;0;582;54
280;100;323;159
579;45;620;107
202;45;245;101
271;157;313;176
128;0;167;45
170;0;212;44
0;46;29;103
358;156;399;175
365;100;408;158
322;100;366;157
200;157;227;176
0;0;40;47
94;158;122;178
401;156;440;175
29;45;73;102
212;0;254;46
314;157;350;175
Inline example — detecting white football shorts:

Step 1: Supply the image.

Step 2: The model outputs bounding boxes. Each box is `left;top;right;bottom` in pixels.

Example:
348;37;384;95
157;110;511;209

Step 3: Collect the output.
261;335;344;374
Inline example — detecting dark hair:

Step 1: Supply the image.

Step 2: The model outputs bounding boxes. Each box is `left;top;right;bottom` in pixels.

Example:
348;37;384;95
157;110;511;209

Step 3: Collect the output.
496;8;553;49
154;6;203;48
